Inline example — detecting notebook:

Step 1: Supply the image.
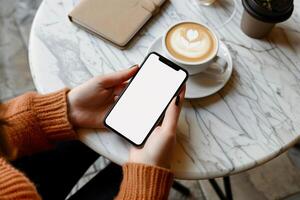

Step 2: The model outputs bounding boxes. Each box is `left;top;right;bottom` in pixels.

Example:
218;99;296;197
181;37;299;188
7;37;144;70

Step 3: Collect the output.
68;0;166;48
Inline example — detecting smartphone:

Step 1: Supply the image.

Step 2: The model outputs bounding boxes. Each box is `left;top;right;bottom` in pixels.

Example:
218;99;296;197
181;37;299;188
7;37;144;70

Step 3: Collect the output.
104;52;188;146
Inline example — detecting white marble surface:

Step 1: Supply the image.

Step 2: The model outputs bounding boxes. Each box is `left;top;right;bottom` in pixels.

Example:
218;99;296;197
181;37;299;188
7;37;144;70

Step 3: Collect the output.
29;0;300;179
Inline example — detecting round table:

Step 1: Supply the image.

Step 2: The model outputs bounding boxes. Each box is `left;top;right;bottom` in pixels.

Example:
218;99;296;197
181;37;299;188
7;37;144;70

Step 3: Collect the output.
29;0;300;179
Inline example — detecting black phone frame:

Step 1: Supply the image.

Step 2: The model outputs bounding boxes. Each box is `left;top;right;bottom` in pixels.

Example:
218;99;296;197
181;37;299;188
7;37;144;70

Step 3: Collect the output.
103;52;188;147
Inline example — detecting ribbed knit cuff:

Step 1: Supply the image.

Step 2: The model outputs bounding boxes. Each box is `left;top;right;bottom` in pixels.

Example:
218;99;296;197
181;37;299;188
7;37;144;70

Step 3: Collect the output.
32;88;77;141
116;163;174;200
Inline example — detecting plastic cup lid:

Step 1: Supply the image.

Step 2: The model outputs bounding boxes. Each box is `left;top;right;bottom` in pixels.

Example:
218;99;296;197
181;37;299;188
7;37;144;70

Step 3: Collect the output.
242;0;294;23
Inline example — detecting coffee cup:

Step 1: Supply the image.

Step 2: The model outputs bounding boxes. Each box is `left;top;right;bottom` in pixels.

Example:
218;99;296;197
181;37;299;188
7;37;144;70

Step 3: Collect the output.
162;21;225;75
241;0;294;39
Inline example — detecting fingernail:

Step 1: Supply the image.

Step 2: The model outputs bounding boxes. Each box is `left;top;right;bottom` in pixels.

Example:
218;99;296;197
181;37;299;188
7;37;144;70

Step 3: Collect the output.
130;64;138;68
175;96;180;106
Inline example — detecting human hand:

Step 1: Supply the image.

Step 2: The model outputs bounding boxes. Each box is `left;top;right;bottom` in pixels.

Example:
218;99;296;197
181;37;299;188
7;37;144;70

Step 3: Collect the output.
67;66;139;129
128;86;186;169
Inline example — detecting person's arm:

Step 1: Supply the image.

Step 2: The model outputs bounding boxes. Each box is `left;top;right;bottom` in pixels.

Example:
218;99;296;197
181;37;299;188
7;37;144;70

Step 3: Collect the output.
1;89;76;158
115;87;186;200
0;157;41;200
0;67;139;200
116;163;174;199
0;89;73;200
0;67;139;159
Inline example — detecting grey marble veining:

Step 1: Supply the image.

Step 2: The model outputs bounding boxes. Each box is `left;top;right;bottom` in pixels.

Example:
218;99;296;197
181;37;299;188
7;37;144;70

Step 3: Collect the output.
28;0;300;179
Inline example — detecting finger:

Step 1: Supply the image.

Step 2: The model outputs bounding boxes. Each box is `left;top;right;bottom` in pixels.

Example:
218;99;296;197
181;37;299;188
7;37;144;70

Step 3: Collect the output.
113;82;128;96
178;85;186;104
161;85;186;131
101;65;139;88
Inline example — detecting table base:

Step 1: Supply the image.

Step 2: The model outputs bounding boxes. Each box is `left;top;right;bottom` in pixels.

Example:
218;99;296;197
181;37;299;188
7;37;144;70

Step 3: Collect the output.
209;177;233;200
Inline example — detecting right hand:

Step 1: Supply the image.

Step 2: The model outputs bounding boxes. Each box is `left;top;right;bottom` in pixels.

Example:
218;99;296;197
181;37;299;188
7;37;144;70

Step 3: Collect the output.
67;66;139;129
128;86;186;169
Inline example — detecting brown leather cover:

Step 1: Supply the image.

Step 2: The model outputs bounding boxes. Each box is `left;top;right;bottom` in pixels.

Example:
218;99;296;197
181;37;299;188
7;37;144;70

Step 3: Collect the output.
69;0;166;48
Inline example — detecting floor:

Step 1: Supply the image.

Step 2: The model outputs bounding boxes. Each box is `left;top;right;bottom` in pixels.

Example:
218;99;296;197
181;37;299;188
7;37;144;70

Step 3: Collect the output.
2;0;300;200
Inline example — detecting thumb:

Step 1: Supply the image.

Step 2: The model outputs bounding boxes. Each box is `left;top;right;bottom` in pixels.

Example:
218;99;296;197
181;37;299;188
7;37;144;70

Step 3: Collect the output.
100;65;139;88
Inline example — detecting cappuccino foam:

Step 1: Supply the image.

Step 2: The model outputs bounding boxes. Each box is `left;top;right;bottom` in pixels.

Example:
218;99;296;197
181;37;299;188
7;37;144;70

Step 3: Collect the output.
165;22;217;63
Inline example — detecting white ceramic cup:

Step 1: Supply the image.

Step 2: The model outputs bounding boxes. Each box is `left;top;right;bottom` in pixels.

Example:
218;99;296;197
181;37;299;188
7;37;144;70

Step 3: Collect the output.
162;21;222;75
198;0;217;6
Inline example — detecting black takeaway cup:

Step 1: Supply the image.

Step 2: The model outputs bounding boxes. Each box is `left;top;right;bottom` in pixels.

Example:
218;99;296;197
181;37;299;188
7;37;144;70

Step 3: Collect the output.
241;0;294;38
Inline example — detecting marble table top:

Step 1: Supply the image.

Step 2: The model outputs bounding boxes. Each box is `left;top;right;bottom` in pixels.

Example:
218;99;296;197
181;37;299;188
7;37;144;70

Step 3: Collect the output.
28;0;300;179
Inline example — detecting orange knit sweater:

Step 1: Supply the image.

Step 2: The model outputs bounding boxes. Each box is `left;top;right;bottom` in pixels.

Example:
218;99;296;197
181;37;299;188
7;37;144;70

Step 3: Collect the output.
0;89;173;200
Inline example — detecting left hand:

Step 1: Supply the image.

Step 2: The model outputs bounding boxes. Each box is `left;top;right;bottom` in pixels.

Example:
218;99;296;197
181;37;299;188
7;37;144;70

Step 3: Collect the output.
67;66;139;129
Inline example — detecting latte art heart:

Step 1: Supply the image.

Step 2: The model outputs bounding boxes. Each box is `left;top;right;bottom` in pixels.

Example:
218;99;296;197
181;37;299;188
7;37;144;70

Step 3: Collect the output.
186;29;199;41
165;22;217;63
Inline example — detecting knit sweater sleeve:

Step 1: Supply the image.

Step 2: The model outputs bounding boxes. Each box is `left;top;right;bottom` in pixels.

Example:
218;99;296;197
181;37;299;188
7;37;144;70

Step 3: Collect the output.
1;89;76;157
115;163;174;200
0;158;41;200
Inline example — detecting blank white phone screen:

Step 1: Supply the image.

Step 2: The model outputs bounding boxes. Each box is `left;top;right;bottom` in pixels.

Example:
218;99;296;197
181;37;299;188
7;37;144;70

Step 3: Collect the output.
105;54;187;145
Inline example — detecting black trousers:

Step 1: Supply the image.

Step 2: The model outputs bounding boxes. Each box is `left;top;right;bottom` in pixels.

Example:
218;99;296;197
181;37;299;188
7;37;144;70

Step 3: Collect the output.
12;141;123;200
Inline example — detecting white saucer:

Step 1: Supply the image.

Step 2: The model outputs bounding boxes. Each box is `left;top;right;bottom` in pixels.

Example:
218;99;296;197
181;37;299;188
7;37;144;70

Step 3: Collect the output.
147;37;233;99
